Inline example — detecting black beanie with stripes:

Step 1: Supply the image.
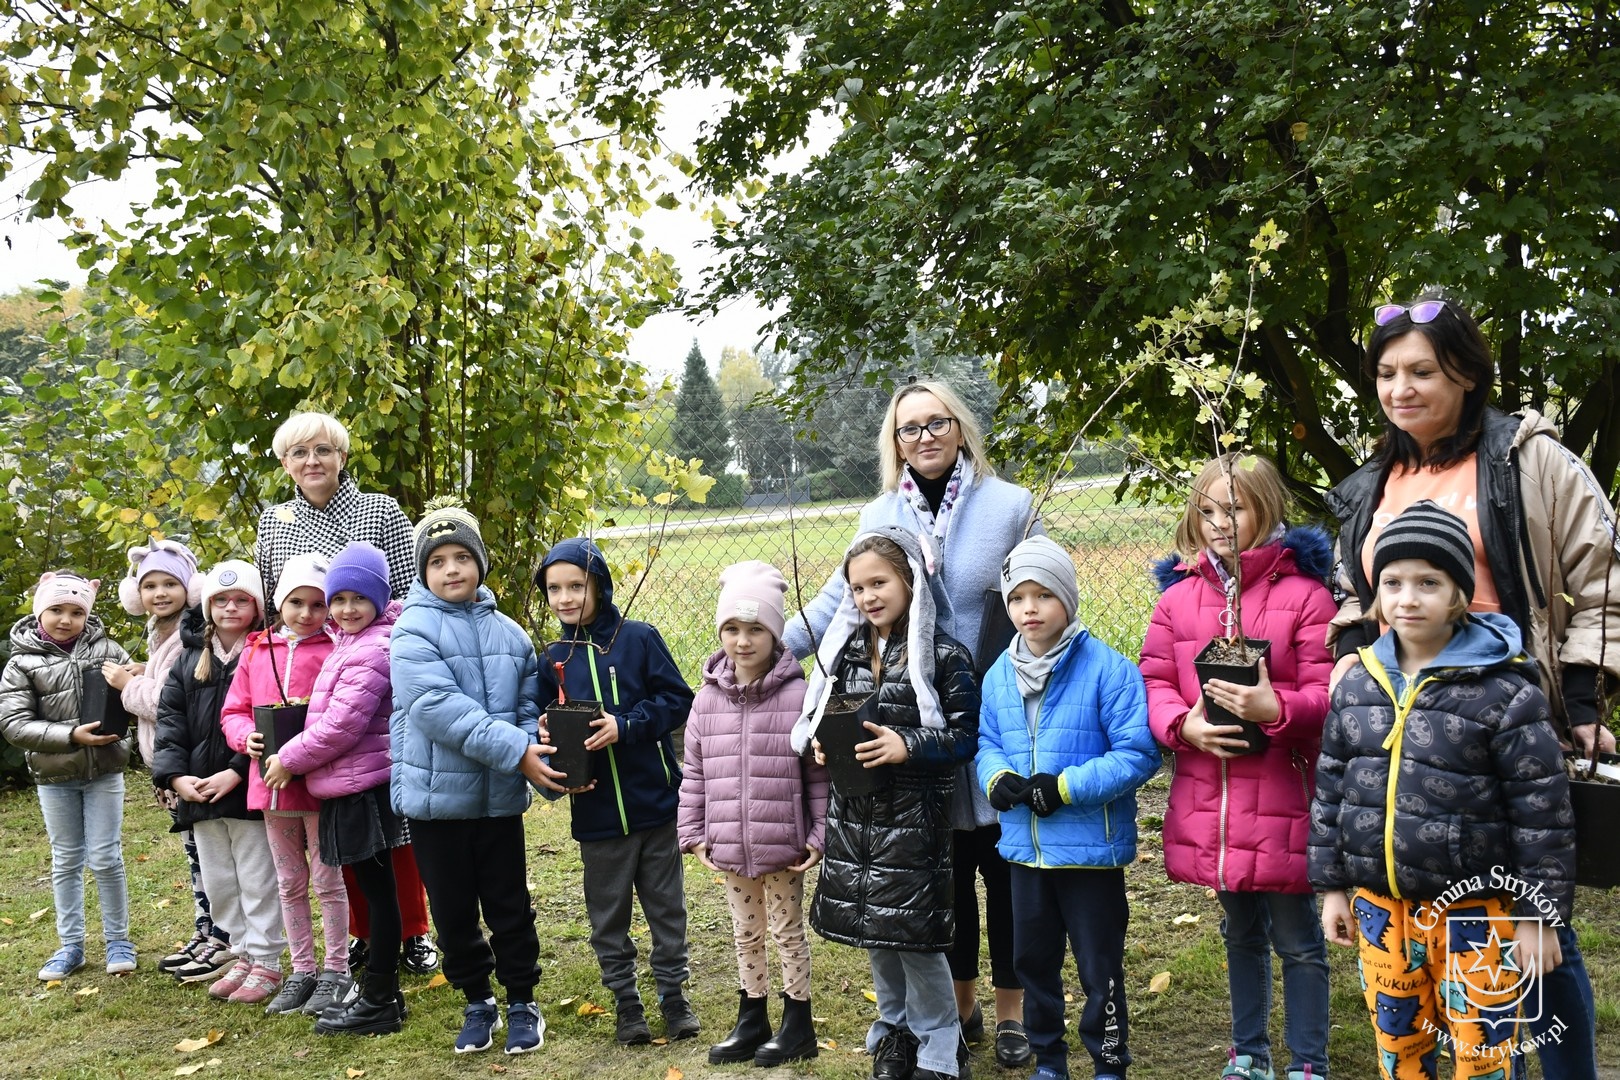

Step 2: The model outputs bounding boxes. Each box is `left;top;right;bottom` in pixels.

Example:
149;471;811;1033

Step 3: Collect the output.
1372;500;1476;603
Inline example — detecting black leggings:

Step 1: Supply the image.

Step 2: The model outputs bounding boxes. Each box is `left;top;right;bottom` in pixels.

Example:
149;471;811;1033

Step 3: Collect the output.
948;823;1019;989
350;850;402;999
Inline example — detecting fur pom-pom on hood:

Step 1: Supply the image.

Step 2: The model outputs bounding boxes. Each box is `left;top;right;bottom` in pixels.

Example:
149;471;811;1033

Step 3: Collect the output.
1151;524;1334;594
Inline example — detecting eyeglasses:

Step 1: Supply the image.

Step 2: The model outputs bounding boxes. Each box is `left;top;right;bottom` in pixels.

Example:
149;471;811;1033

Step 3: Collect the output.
1374;300;1448;326
895;417;955;443
210;596;254;609
285;444;339;463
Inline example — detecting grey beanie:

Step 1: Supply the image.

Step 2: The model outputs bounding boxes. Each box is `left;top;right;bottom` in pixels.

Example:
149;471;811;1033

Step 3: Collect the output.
414;502;489;586
999;535;1080;621
1372;500;1475;602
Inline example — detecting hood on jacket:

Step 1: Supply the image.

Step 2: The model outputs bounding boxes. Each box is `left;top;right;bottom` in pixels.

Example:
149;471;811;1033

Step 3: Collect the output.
9;613;109;656
179;602;265;650
702;644;804;701
404;577;500;615
1370;610;1531;682
334;599;403;644
1151;524;1334;594
538;537;621;638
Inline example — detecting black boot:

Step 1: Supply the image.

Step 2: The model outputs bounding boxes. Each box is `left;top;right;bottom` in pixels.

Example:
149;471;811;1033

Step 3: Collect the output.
754;993;818;1067
708;990;772;1064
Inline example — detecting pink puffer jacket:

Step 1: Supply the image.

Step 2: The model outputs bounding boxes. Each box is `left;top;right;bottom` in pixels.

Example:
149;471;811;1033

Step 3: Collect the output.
275;602;399;800
677;647;829;879
219;627;332;813
1139;528;1336;894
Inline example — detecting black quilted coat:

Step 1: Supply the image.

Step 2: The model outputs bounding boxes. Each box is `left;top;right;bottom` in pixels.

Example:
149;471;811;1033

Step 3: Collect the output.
1308;639;1575;921
810;630;979;951
151;608;257;831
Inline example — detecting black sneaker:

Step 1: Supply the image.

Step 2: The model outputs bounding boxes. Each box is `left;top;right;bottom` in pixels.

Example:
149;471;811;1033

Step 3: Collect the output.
401;934;439;975
158;931;210;973
616;998;652;1046
263;971;318;1015
659;993;701;1040
873;1028;919;1080
316;991;405;1037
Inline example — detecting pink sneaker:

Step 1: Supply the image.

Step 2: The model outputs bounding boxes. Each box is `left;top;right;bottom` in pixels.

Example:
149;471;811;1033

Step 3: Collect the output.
229;965;283;1005
208;958;254;1000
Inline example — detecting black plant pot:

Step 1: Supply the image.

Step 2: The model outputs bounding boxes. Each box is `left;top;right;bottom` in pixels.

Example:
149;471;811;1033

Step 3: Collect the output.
816;691;890;797
546;700;600;788
1567;751;1620;888
253;703;308;777
81;667;130;740
1192;638;1273;756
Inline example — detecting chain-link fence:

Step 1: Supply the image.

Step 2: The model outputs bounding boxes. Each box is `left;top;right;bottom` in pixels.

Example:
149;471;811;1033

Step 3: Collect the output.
589;467;1179;683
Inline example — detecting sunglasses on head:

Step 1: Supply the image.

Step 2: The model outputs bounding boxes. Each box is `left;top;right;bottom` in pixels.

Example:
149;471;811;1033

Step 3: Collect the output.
1374;300;1448;326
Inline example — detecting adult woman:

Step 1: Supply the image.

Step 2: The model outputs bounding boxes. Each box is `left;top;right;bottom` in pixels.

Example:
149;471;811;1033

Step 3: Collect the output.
1326;295;1620;1080
786;380;1035;1069
254;412;438;984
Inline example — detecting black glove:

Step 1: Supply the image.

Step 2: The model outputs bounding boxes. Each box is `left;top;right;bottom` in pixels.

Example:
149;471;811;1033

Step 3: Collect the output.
988;773;1029;812
1024;773;1064;818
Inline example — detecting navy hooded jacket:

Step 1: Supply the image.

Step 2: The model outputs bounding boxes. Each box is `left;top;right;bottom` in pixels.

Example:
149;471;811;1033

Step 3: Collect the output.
537;538;695;842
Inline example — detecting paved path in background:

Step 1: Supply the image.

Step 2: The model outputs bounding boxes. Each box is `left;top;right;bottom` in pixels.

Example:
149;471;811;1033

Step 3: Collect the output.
593;477;1115;540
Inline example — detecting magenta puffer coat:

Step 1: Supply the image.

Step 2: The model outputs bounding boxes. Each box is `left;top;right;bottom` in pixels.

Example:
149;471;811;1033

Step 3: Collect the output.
1139;527;1336;894
276;602;400;800
677;647;829;879
219;627;332;813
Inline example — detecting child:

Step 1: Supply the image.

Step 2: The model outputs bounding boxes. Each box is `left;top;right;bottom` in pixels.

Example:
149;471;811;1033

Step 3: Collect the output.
151;561;285;998
390;502;546;1055
977;536;1159;1080
218;552;347;1006
1310;502;1575;1080
536;537;698;1046
0;573;135;979
1138;454;1336;1080
271;543;407;1035
791;526;979;1080
677;560;829;1067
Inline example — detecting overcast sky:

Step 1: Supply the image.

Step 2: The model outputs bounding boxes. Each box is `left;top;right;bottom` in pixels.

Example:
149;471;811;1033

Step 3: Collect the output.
0;85;793;381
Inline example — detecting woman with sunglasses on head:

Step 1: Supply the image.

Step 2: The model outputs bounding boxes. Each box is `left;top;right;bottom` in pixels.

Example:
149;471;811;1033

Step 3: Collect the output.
254;412;441;990
785;379;1039;1073
1325;293;1620;1080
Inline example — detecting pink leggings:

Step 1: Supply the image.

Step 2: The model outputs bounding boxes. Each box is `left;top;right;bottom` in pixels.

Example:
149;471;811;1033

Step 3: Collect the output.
264;812;348;975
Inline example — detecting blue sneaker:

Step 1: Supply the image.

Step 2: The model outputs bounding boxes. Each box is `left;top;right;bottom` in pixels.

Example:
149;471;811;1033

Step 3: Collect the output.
505;1002;545;1054
455;1000;501;1054
39;943;86;981
1033;1068;1070;1080
1223;1052;1276;1080
105;939;137;974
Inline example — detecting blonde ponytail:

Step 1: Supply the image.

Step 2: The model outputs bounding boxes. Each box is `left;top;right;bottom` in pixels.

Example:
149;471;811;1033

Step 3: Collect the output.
193;622;217;683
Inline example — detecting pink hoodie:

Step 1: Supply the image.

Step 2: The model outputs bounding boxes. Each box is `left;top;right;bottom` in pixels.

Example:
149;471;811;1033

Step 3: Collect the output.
275;602;399;800
219;626;333;812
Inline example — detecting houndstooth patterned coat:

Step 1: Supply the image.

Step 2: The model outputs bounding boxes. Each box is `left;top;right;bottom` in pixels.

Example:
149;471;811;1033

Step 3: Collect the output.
256;472;415;603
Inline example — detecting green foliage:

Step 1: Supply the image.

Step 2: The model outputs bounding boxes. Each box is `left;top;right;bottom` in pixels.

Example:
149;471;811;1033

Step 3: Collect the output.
571;0;1620;496
1;0;686;618
672;340;732;473
703;471;749;508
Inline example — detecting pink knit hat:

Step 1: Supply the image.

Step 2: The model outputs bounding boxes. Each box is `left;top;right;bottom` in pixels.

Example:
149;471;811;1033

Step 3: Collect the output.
117;537;202;616
715;560;788;643
33;572;100;617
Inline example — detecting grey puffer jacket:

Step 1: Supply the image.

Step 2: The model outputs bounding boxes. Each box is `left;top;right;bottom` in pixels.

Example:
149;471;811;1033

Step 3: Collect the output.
810;630;979;952
0;615;133;784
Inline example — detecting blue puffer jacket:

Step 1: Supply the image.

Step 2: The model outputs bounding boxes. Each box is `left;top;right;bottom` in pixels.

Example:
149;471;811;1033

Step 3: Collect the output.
977;628;1161;868
538;539;696;842
390;580;539;821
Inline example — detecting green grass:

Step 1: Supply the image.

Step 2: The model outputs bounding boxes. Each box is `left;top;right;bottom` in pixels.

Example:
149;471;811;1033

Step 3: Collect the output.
5;777;1618;1077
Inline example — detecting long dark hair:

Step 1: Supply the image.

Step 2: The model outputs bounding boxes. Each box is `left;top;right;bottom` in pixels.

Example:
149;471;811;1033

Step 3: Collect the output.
843;534;914;675
1367;292;1496;470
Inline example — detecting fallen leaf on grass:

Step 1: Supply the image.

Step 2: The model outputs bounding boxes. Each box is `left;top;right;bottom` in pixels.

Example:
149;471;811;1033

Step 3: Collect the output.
1136;853;1153;862
862;989;878;1003
652;1037;668;1045
665;1068;683;1080
137;854;149;862
424;973;448;989
0;917;12;925
1148;972;1172;993
817;1039;838;1050
173;1058;221;1076
812;1015;827;1023
346;1070;365;1078
556;996;576;1007
29;908;49;921
577;1001;607;1017
1205;887;1218;899
1172;913;1200;926
489;1066;507;1074
155;898;172;908
292;1049;310;1059
1063;993;1074;1004
74;986;99;998
174;1030;224;1053
44;980;63;989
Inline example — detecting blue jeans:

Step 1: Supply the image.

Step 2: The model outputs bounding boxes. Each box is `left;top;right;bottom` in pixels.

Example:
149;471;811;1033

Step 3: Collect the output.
868;949;960;1076
37;772;129;946
1511;922;1596;1080
1219;890;1330;1075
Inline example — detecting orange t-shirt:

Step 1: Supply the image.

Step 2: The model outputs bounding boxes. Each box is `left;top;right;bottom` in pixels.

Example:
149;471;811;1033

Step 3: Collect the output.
1359;455;1502;614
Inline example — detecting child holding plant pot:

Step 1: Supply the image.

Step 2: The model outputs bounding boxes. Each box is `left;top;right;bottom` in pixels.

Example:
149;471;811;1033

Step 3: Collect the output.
677;560;829;1067
218;552;343;1007
790;526;979;1080
535;537;698;1047
1138;454;1336;1080
1310;501;1575;1079
977;535;1159;1080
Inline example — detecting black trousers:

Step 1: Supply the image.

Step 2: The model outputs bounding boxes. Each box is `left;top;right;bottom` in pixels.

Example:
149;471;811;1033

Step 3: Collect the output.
409;815;540;1004
349;851;402;1000
947;823;1019;989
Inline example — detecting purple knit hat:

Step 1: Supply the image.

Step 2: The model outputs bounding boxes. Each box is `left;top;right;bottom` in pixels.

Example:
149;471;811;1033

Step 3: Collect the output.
326;543;391;613
118;538;201;615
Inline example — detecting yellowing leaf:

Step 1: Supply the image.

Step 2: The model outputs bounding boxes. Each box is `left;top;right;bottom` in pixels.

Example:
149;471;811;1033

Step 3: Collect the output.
174;1030;223;1053
29;907;49;921
0;917;10;925
818;1038;839;1050
1172;913;1200;926
578;1001;608;1017
652;1036;668;1045
665;1068;684;1080
863;989;878;1003
74;985;99;997
346;1070;365;1078
1149;972;1172;993
174;1066;206;1077
563;485;588;500
117;507;141;525
424;972;448;989
44;979;63;989
155;898;172;908
556;996;576;1007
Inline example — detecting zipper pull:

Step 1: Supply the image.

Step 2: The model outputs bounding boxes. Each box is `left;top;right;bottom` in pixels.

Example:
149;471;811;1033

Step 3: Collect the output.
609;666;620;706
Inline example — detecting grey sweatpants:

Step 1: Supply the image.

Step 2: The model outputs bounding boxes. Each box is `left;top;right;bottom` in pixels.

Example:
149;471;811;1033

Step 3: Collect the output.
192;816;287;966
579;821;691;1002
